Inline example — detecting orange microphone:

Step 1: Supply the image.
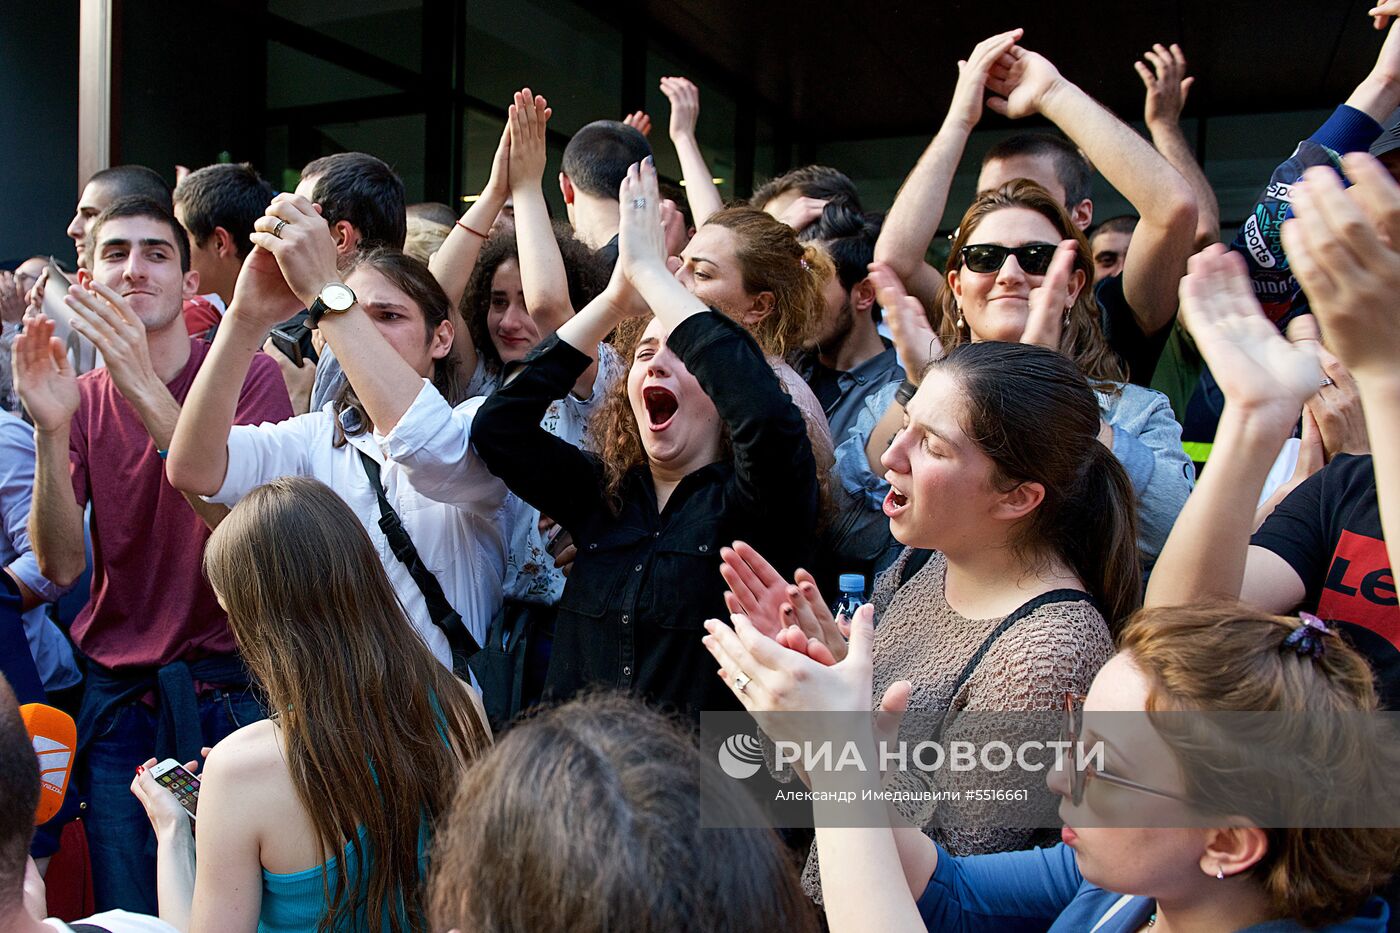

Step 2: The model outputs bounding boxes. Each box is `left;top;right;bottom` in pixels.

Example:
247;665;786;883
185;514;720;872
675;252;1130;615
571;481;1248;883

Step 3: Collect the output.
20;704;76;825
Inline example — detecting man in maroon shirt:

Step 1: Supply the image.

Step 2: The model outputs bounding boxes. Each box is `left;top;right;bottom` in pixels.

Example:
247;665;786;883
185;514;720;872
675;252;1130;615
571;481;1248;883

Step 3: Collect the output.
12;196;292;912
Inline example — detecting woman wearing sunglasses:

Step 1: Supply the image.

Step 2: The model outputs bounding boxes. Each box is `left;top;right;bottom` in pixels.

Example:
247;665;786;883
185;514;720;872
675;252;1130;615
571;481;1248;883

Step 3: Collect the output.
859;180;1193;575
703;596;1400;932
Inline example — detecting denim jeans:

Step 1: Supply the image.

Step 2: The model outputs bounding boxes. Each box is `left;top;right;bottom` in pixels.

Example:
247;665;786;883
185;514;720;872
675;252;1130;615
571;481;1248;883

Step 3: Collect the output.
82;686;266;913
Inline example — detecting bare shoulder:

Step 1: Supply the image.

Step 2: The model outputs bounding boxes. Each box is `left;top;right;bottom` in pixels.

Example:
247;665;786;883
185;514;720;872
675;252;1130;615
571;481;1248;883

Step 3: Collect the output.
203;717;288;783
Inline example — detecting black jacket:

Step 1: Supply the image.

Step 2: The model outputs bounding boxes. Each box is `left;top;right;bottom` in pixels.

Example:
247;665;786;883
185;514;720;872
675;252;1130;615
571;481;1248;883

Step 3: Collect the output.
473;311;820;720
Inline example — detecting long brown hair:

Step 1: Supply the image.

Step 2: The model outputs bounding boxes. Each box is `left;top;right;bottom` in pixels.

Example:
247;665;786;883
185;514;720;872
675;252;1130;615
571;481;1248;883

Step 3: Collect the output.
702;207;833;358
940;180;1126;387
1119;603;1400;927
203;476;490;933
933;341;1141;627
428;694;820;933
332;246;464;446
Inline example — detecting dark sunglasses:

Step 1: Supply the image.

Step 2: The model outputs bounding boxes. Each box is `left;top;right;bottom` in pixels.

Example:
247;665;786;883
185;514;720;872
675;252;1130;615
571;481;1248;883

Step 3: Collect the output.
1060;692;1193;808
959;243;1059;276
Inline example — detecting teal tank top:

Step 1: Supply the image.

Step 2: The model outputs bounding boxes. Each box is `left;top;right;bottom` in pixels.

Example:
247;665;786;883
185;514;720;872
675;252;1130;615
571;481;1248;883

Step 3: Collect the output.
257;822;430;932
258;697;450;931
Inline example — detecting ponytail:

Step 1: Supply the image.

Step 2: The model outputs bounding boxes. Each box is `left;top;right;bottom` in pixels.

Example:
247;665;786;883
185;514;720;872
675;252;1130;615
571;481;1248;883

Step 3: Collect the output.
936;342;1141;629
1056;441;1141;630
703;207;833;358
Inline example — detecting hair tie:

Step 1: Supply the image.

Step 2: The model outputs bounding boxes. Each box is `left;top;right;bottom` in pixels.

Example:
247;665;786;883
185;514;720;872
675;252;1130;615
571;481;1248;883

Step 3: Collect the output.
1282;612;1331;660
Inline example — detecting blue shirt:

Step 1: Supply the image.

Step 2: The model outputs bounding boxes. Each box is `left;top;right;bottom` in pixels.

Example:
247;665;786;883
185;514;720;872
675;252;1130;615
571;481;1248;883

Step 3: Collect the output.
917;842;1390;932
797;343;905;447
0;411;78;691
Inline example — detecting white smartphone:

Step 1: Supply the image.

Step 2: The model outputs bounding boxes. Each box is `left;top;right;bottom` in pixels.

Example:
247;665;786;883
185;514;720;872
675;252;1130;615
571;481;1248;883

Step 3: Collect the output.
149;758;200;818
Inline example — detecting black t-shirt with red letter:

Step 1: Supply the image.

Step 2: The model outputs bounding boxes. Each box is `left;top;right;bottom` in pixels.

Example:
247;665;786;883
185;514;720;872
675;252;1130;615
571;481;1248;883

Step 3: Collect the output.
1252;454;1398;708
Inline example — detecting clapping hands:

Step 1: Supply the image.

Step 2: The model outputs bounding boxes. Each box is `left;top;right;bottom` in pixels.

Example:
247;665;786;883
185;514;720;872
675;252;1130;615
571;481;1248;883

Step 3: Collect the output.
509;88;552;192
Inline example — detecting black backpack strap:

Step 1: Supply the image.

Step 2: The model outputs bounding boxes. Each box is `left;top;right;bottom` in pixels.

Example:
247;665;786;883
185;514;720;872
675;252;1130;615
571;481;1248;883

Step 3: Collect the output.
898;548;935;587
356;449;480;671
945;588;1092;705
69;925;112;932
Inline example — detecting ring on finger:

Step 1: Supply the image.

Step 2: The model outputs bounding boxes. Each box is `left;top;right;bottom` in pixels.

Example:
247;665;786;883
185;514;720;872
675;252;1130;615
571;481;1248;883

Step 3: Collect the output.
631;197;648;209
733;671;751;694
1320;376;1334;388
272;219;288;238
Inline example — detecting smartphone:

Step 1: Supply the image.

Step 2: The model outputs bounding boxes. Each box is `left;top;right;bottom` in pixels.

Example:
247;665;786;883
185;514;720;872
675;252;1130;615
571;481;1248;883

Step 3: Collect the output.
150;758;200;818
269;316;317;367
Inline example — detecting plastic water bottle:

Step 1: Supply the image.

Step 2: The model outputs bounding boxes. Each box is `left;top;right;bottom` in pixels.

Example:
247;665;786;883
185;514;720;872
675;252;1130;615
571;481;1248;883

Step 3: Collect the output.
831;573;866;619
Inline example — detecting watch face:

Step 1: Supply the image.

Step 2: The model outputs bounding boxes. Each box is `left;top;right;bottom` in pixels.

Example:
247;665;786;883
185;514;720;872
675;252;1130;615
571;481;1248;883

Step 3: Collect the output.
321;283;356;312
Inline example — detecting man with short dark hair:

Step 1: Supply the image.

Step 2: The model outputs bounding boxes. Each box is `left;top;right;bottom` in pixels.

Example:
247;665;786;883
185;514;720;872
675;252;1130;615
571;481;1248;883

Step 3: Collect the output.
13;196;291;912
558;120;652;266
66;166;172;271
1089;215;1138;282
172;163;276;332
300;153;409;412
752;165;863;234
795;205;900;444
297;152;407;250
979;134;1094;228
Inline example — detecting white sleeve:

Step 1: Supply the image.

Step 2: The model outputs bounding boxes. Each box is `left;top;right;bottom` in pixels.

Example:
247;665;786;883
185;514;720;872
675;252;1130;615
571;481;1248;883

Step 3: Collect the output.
381;383;506;516
204;411;324;506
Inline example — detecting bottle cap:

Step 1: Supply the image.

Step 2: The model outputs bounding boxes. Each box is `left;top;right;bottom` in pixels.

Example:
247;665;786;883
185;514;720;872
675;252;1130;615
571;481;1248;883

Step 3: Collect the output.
838;574;865;594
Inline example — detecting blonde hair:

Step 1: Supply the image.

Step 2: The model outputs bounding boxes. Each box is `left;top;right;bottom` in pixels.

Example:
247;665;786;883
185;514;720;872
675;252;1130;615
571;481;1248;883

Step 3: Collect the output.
702;207;834;358
1118;603;1400;927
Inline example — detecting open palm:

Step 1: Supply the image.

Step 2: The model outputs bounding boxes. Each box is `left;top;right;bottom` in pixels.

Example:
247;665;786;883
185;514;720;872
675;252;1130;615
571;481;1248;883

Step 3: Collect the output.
13;317;79;431
1178;245;1320;417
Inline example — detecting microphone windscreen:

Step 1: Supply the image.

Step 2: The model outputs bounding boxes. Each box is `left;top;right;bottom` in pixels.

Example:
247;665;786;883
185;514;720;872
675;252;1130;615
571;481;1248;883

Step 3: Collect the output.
20;704;76;825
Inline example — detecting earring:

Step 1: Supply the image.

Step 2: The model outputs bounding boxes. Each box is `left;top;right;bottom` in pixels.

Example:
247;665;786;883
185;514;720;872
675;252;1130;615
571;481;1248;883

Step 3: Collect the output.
1215;866;1225;880
955;305;965;331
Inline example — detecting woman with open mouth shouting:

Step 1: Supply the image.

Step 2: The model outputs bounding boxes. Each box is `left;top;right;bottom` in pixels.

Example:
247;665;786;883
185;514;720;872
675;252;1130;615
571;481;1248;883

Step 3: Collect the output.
469;156;821;721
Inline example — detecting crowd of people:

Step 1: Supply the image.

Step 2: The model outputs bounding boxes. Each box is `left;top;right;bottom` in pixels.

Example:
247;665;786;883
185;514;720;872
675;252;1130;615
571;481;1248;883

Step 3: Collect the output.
3;8;1400;932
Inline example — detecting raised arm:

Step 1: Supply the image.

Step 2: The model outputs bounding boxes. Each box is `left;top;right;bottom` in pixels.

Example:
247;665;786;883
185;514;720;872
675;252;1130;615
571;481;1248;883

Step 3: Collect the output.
1136;43;1220;247
988;44;1198;337
874;30;1024;312
659;77;723;227
12;317;85;588
250;193;428;438
429;119;511;375
1144;246;1321;608
167;244;305;497
1285;152;1400;579
509;89;572;336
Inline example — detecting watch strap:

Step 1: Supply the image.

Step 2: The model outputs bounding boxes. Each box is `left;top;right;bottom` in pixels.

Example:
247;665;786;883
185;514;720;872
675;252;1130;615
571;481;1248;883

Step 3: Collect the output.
306;296;331;328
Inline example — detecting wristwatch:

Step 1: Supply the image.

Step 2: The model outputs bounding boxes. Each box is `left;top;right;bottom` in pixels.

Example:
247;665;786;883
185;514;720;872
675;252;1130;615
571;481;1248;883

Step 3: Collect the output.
306;282;356;327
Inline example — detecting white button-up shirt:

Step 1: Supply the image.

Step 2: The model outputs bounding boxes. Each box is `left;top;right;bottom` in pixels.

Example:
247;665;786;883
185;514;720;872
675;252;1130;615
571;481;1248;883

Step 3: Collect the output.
209;383;508;669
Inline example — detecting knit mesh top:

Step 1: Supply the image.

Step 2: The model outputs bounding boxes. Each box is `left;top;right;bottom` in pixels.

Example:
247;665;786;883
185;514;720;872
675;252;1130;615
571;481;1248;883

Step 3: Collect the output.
801;547;1115;902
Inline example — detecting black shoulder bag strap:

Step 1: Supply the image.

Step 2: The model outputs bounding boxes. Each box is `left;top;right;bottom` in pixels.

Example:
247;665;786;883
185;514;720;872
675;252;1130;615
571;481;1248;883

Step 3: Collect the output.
356;449;480;672
933;588;1092;742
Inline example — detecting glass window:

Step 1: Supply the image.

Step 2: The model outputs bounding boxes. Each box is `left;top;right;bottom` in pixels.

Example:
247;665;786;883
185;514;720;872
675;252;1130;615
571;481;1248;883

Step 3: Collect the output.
459;107;568;221
267;0;422;73
463;0;622;136
266;41;401;110
644;48;737;204
264;113;428;202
